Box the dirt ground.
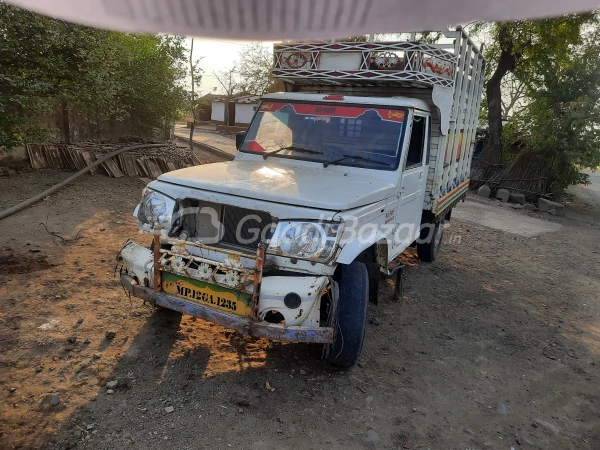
[0,165,599,450]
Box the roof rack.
[272,29,479,90]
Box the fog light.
[284,292,302,309]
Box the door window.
[405,116,427,169]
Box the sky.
[184,38,271,96]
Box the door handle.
[419,172,423,179]
[397,188,405,198]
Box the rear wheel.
[416,212,445,262]
[327,260,369,367]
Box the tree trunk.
[189,38,196,150]
[61,101,71,144]
[486,24,519,161]
[189,118,195,148]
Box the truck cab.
[118,29,484,366]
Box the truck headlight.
[268,221,342,263]
[137,189,176,230]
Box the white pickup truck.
[118,28,485,366]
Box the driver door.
[393,113,430,251]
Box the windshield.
[240,101,408,170]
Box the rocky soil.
[0,168,599,450]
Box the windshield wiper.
[323,154,392,168]
[262,145,323,160]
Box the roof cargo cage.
[273,28,484,137]
[273,28,481,91]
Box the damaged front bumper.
[117,235,334,344]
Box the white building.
[210,94,260,127]
[234,96,260,124]
[210,100,226,124]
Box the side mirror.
[235,131,246,150]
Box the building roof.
[212,93,260,104]
[200,92,220,100]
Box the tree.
[469,13,600,194]
[0,5,104,147]
[237,43,284,96]
[500,74,526,120]
[213,65,239,125]
[187,39,204,149]
[477,14,597,155]
[373,32,441,43]
[502,21,600,191]
[0,3,188,149]
[104,33,188,139]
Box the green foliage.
[501,15,600,192]
[470,13,600,193]
[237,43,284,96]
[482,15,593,77]
[186,38,204,122]
[108,33,188,135]
[0,3,188,149]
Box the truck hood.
[157,160,396,211]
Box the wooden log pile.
[25,141,201,178]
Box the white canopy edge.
[6,0,600,40]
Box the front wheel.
[416,213,445,262]
[327,260,369,367]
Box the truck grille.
[220,205,273,250]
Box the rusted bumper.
[121,274,334,344]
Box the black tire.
[327,260,369,367]
[416,213,445,262]
[365,262,380,305]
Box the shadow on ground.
[46,238,600,450]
